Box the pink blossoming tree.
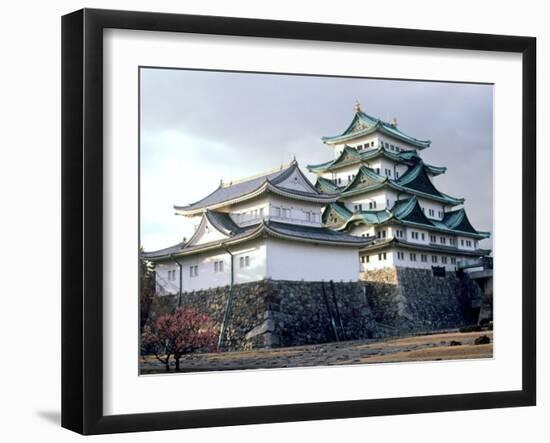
[142,308,218,372]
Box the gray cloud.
[141,68,493,250]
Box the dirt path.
[140,330,493,374]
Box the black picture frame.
[62,8,536,435]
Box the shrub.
[449,340,462,346]
[474,335,491,345]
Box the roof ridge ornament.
[354,99,361,113]
[391,116,398,127]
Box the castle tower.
[307,102,491,274]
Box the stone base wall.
[148,270,484,350]
[148,279,375,351]
[361,267,482,333]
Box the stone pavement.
[140,330,492,374]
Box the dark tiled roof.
[176,162,296,212]
[205,210,243,235]
[265,220,371,245]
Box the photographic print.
[139,68,494,375]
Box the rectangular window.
[274,207,281,217]
[421,254,428,262]
[440,236,446,244]
[451,257,457,265]
[376,168,380,174]
[382,230,386,238]
[442,256,448,264]
[366,255,370,263]
[305,211,311,221]
[395,171,399,178]
[361,256,365,263]
[431,255,438,263]
[461,239,464,246]
[421,233,425,240]
[430,234,436,243]
[189,265,198,277]
[410,253,417,261]
[239,257,244,268]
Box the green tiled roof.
[321,111,431,149]
[330,196,490,239]
[306,145,445,175]
[335,165,463,206]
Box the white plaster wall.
[418,197,446,220]
[359,249,396,271]
[342,190,394,211]
[227,195,323,227]
[265,238,360,282]
[154,239,267,294]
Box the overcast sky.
[140,68,493,251]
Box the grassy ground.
[140,330,493,374]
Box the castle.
[142,102,491,349]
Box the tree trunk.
[175,356,180,372]
[165,360,170,372]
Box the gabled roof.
[306,145,445,175]
[141,217,373,261]
[315,176,341,193]
[335,164,463,206]
[333,196,490,239]
[321,111,431,149]
[174,161,338,215]
[394,163,462,204]
[322,202,353,226]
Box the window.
[282,208,290,218]
[395,229,404,238]
[431,255,438,263]
[239,256,251,268]
[429,209,435,217]
[395,171,399,179]
[451,257,457,265]
[382,230,386,238]
[189,265,198,277]
[461,239,464,246]
[354,204,363,211]
[361,256,365,263]
[338,178,342,184]
[390,144,395,150]
[430,234,436,243]
[305,211,311,221]
[442,256,448,264]
[421,254,428,262]
[411,231,419,240]
[449,238,455,245]
[377,231,381,238]
[466,240,472,247]
[366,255,370,263]
[214,260,224,273]
[274,207,281,217]
[397,251,404,260]
[371,141,375,147]
[369,201,377,209]
[410,253,417,261]
[385,142,389,148]
[421,233,425,241]
[387,199,390,207]
[440,236,446,245]
[376,168,380,174]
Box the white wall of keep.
[154,239,267,295]
[359,249,395,271]
[265,238,361,282]
[418,197,446,220]
[226,195,323,227]
[342,189,396,211]
[359,248,465,272]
